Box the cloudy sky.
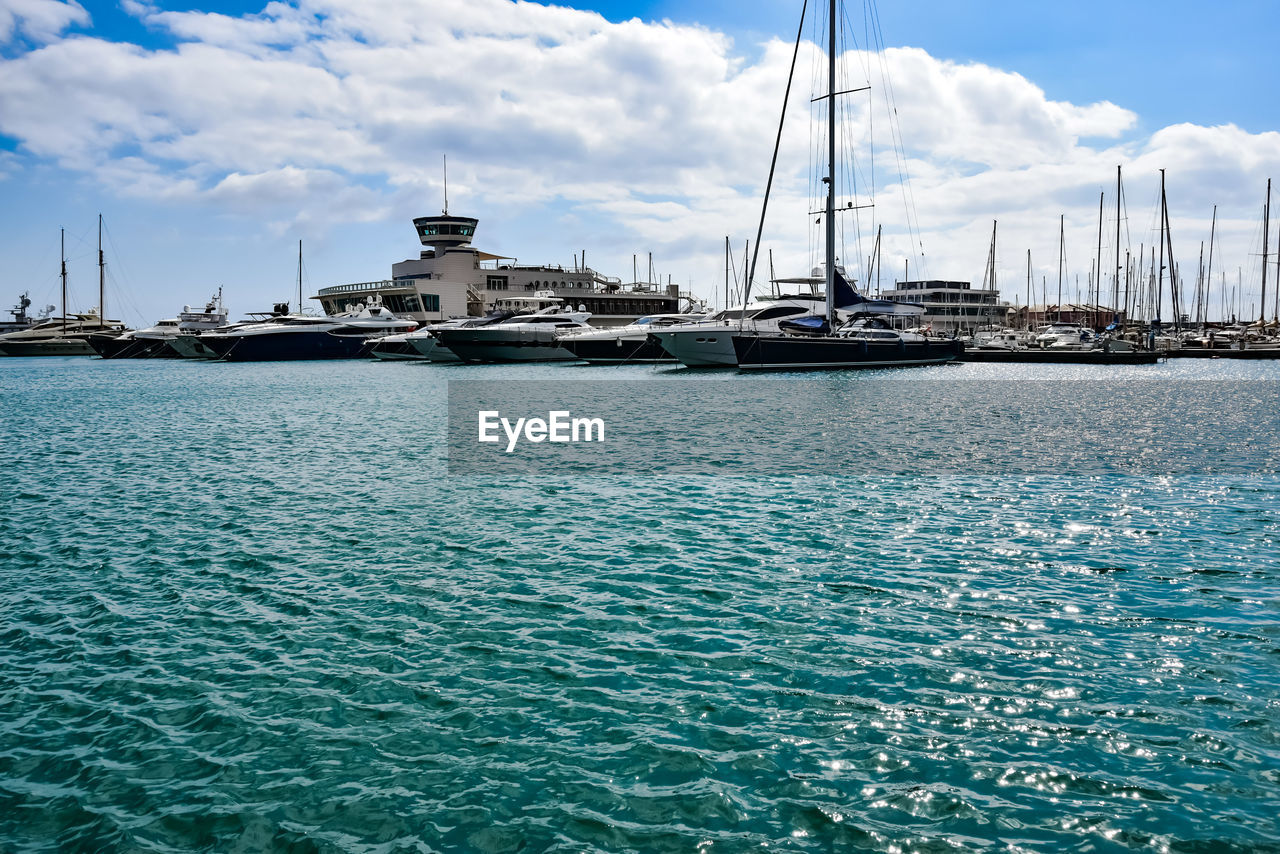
[1,0,1278,325]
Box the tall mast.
[1114,166,1122,319]
[60,228,67,333]
[1162,172,1180,330]
[98,213,105,327]
[1262,178,1271,326]
[1157,170,1166,324]
[1025,249,1031,330]
[297,239,303,314]
[1206,205,1216,329]
[442,154,449,215]
[1095,191,1103,328]
[824,0,837,328]
[1056,214,1064,322]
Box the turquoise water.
[2,357,1279,852]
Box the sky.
[1,0,1279,326]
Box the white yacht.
[972,327,1035,351]
[556,310,711,363]
[432,296,592,363]
[1034,322,1096,350]
[646,295,827,367]
[89,291,228,359]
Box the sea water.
[1,356,1278,852]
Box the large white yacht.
[314,211,683,328]
[89,291,229,359]
[432,296,592,363]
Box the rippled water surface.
[2,357,1279,852]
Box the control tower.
[411,215,478,254]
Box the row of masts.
[982,167,1280,329]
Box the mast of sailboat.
[1157,170,1167,327]
[1115,165,1122,325]
[1095,192,1103,329]
[1161,171,1181,331]
[98,214,105,329]
[739,0,808,325]
[1205,205,1216,330]
[1025,249,1031,330]
[824,0,837,328]
[724,237,729,310]
[297,239,303,315]
[60,228,67,334]
[1056,214,1064,323]
[874,224,882,297]
[1262,178,1270,326]
[442,154,449,215]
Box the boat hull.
[202,331,377,362]
[435,328,577,363]
[88,334,180,359]
[560,334,673,363]
[648,327,739,367]
[170,335,220,359]
[0,337,96,357]
[734,335,963,370]
[370,339,424,360]
[406,335,461,362]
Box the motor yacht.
[198,299,415,361]
[401,307,520,362]
[89,292,229,359]
[432,296,591,363]
[557,310,710,363]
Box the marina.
[3,0,1280,850]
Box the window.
[751,306,808,320]
[486,276,509,291]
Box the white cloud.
[0,0,87,45]
[0,0,1277,313]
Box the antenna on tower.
[442,155,449,215]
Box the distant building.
[878,280,1012,334]
[1017,304,1126,329]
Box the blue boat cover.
[779,315,831,334]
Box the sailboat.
[0,219,125,356]
[730,0,961,371]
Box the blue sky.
[1,0,1278,324]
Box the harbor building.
[315,213,681,326]
[1018,304,1127,330]
[878,280,1012,334]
